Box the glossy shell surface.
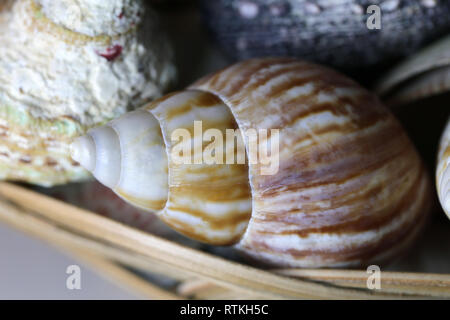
[192,58,432,267]
[72,58,432,267]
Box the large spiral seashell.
[71,58,432,268]
[437,119,450,219]
[0,0,176,186]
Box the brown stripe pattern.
[146,91,252,245]
[437,119,450,219]
[191,58,432,267]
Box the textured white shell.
[437,119,450,218]
[36,0,142,37]
[0,0,175,186]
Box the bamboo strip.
[0,182,440,299]
[177,269,450,299]
[0,191,283,301]
[0,197,185,299]
[178,279,268,300]
[275,269,450,298]
[5,199,445,299]
[176,279,269,299]
[0,196,281,299]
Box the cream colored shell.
[73,91,252,245]
[72,58,432,268]
[437,119,450,218]
[0,0,175,186]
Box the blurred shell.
[437,120,450,219]
[376,34,450,107]
[375,34,450,220]
[0,0,176,186]
[72,58,432,268]
[201,0,450,70]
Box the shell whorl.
[146,91,252,244]
[437,119,450,218]
[71,109,169,212]
[191,58,432,267]
[71,90,252,245]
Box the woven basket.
[0,182,448,299]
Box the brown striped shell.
[148,91,252,245]
[71,58,432,268]
[374,34,450,221]
[376,34,450,107]
[72,90,252,245]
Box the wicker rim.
[0,182,448,299]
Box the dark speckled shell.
[201,0,450,70]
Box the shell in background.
[437,119,450,219]
[0,0,176,186]
[201,0,450,70]
[376,34,450,107]
[374,33,450,220]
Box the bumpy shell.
[0,0,175,186]
[72,58,432,268]
[437,119,450,219]
[201,0,450,70]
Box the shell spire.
[70,109,169,212]
[71,90,252,245]
[70,135,96,172]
